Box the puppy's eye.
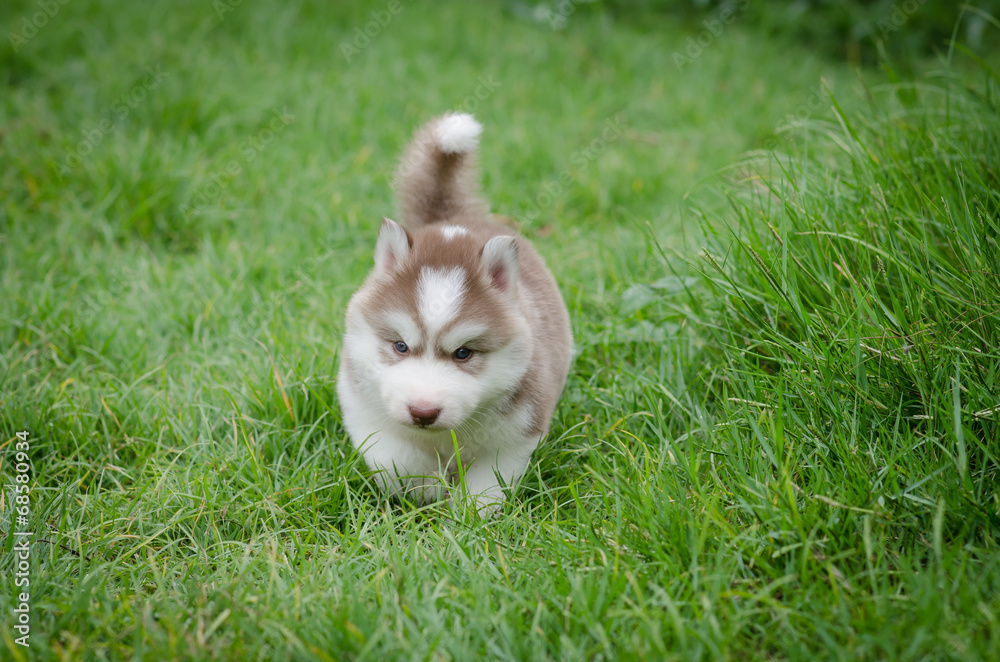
[393,341,409,354]
[453,347,473,361]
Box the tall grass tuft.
[686,56,1000,582]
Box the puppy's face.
[341,219,529,432]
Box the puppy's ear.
[374,218,411,274]
[480,236,520,296]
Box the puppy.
[337,112,573,509]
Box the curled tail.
[394,112,489,228]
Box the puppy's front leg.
[362,437,449,505]
[458,442,536,512]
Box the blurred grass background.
[1,0,999,659]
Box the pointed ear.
[374,217,411,274]
[480,235,520,296]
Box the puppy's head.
[341,219,530,432]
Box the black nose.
[408,405,441,427]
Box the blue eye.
[393,341,409,354]
[454,347,472,361]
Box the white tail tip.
[433,113,482,154]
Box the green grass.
[2,0,999,659]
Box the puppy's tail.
[394,112,489,228]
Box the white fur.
[433,113,482,154]
[417,266,466,335]
[439,224,469,240]
[337,112,572,513]
[438,322,489,353]
[339,375,537,506]
[339,298,534,508]
[382,310,422,346]
[374,218,409,274]
[481,236,520,295]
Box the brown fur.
[357,216,572,438]
[338,112,573,506]
[395,115,491,228]
[390,115,571,438]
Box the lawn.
[2,0,999,659]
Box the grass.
[1,0,999,659]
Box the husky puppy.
[337,112,573,509]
